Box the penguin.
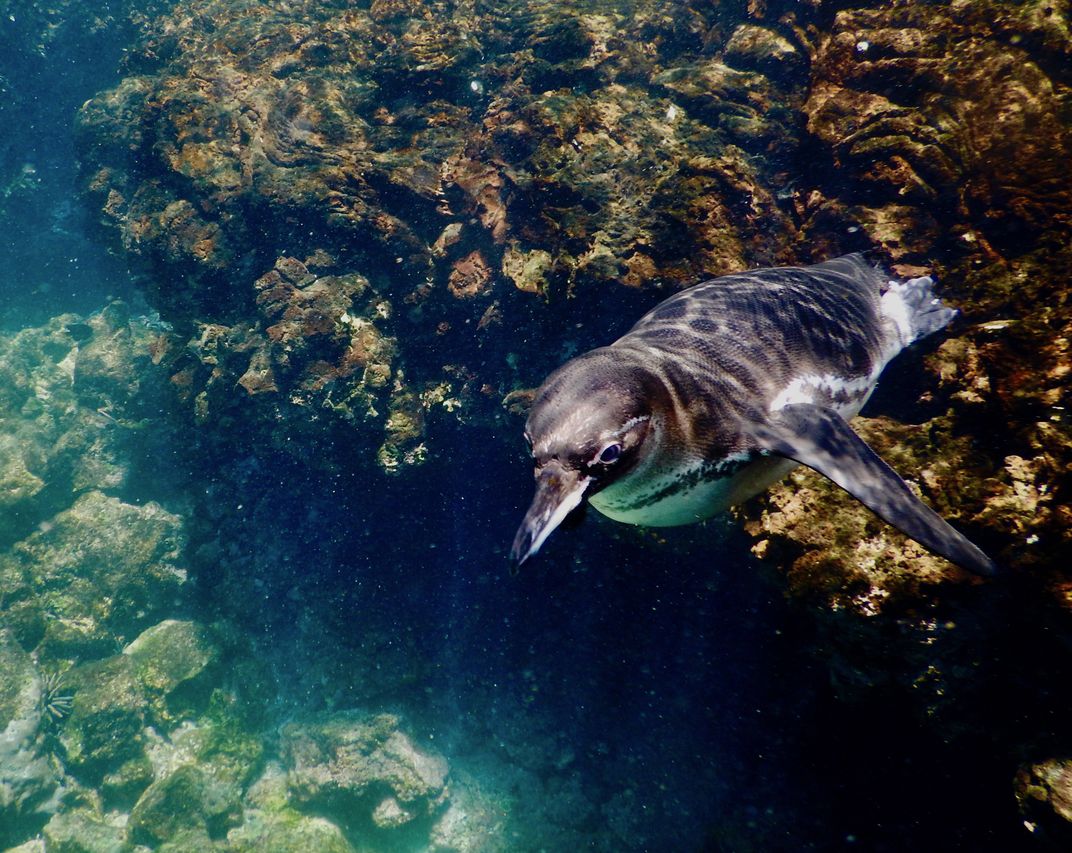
[511,254,997,576]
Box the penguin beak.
[511,461,590,566]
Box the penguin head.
[511,350,660,565]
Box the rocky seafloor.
[1,0,1071,850]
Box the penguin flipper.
[750,403,997,577]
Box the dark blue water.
[0,5,140,328]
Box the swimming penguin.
[511,254,997,576]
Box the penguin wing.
[748,403,997,576]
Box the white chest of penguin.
[590,452,799,526]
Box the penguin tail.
[881,274,957,347]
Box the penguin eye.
[598,443,622,464]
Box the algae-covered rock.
[41,808,130,853]
[0,629,39,733]
[0,303,172,547]
[0,313,117,543]
[128,764,241,846]
[281,711,449,831]
[161,717,266,792]
[225,810,355,853]
[0,431,45,511]
[124,620,220,725]
[227,764,355,851]
[3,838,46,853]
[59,655,148,784]
[8,490,186,659]
[100,755,155,810]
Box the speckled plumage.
[513,254,996,576]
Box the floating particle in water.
[470,79,485,95]
[856,40,870,53]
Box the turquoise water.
[0,2,1059,851]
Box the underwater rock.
[41,808,130,853]
[426,769,510,853]
[501,245,553,296]
[724,24,805,79]
[800,0,1072,259]
[0,432,45,514]
[71,302,152,412]
[0,628,63,847]
[1016,758,1072,847]
[0,314,116,543]
[6,490,187,660]
[73,0,809,471]
[226,811,355,853]
[124,620,221,726]
[281,711,449,832]
[447,251,494,300]
[59,655,149,785]
[0,302,179,552]
[3,839,45,853]
[100,756,155,811]
[127,763,241,846]
[229,764,354,853]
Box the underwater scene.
[1,0,1070,850]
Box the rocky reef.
[0,305,657,853]
[0,0,1067,849]
[74,0,817,475]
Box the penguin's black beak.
[511,461,590,566]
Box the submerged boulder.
[41,808,130,853]
[127,763,241,846]
[1016,758,1072,848]
[8,490,187,660]
[124,620,221,725]
[59,655,149,785]
[280,711,449,833]
[229,764,355,853]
